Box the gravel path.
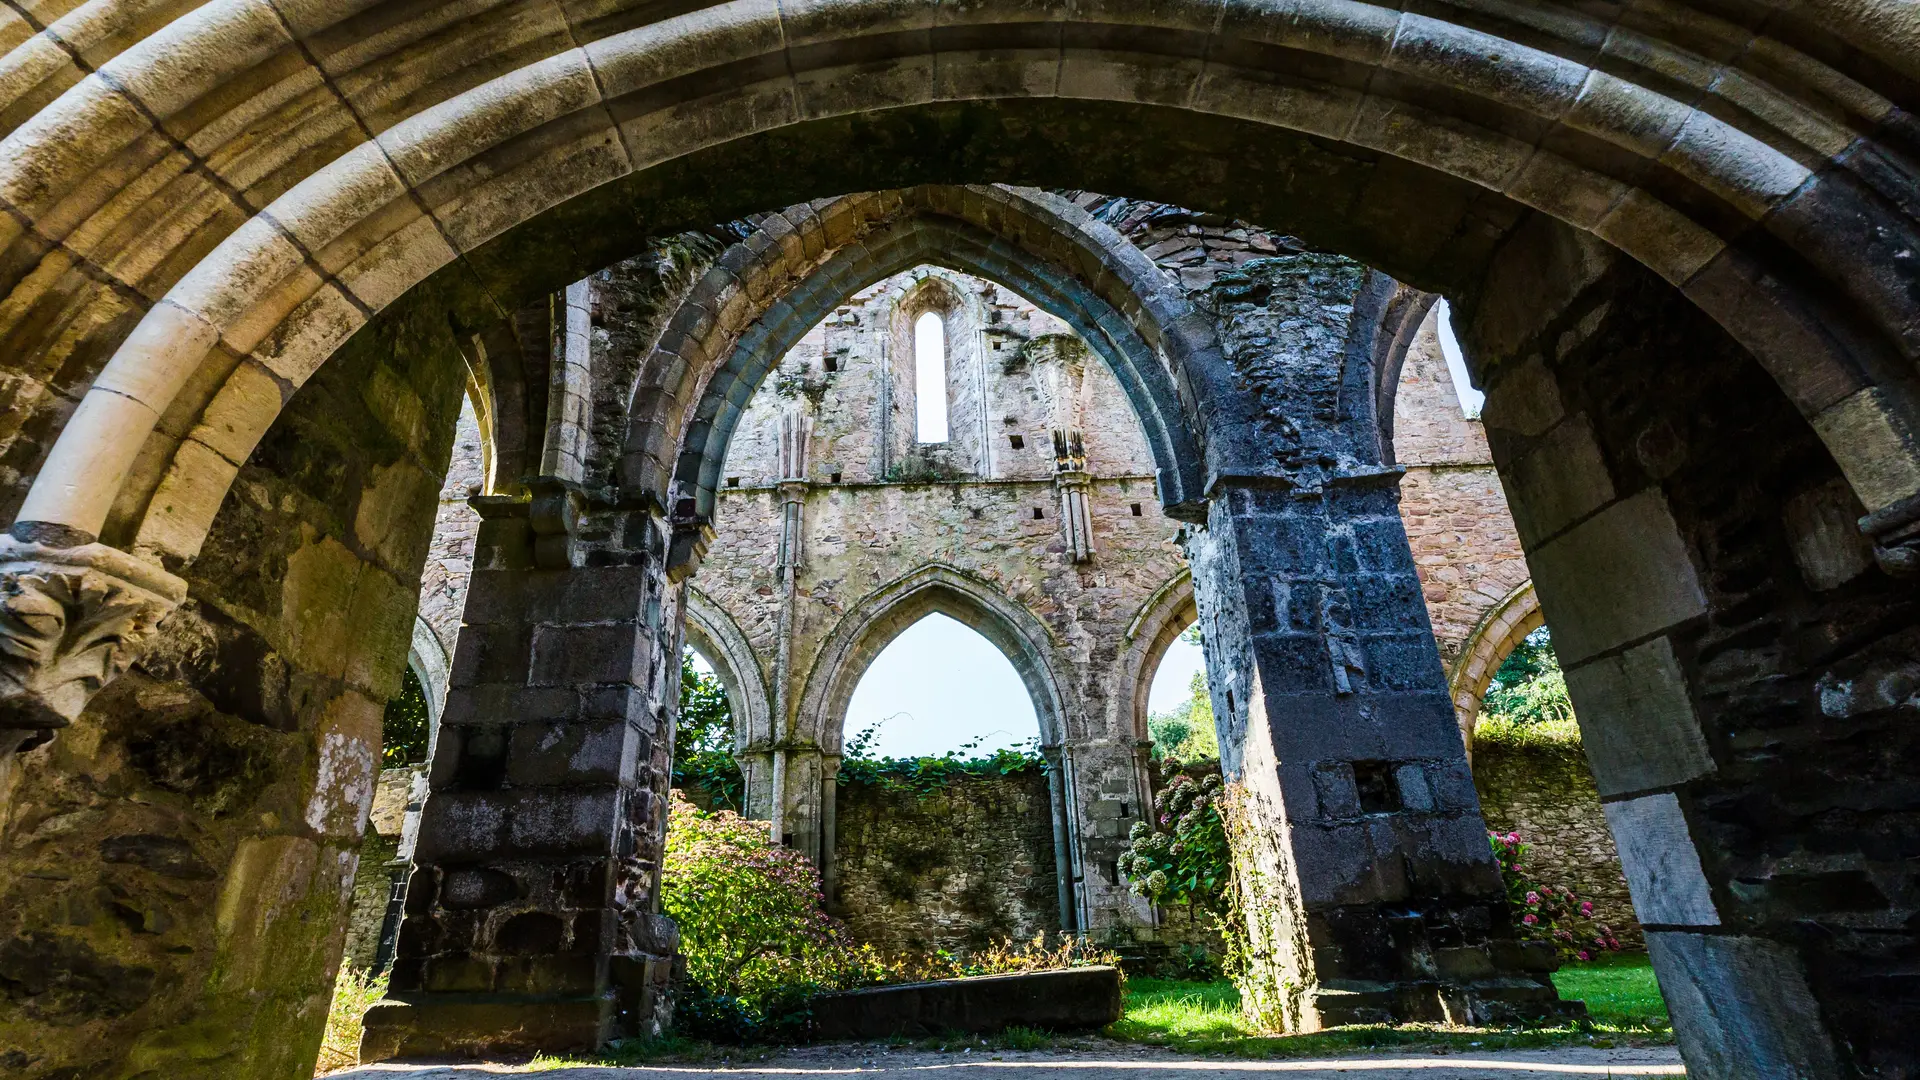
[332,1043,1684,1079]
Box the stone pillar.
[1188,471,1563,1029]
[361,494,678,1060]
[1176,252,1563,1031]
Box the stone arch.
[641,187,1212,525]
[408,613,452,746]
[795,563,1071,755]
[5,3,1916,566]
[1118,568,1199,746]
[1447,581,1545,746]
[680,585,772,753]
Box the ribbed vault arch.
[636,186,1211,523]
[0,0,1916,569]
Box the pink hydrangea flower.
[1579,901,1594,916]
[1576,950,1591,961]
[1521,913,1538,926]
[1525,891,1541,905]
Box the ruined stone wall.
[831,771,1060,954]
[1471,742,1642,951]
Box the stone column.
[1178,252,1563,1031]
[361,495,678,1059]
[1188,472,1562,1029]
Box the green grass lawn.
[1107,954,1670,1057]
[543,956,1673,1067]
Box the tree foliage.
[1148,670,1219,765]
[675,651,744,810]
[381,666,430,767]
[1482,626,1575,728]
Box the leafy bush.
[1490,830,1622,961]
[675,651,744,810]
[662,791,879,1028]
[1118,772,1232,918]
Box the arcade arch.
[0,6,1911,1064]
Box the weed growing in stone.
[315,963,387,1074]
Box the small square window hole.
[1131,503,1143,516]
[726,477,740,488]
[1353,761,1402,814]
[1033,507,1045,520]
[1009,434,1025,449]
[829,472,842,484]
[824,356,838,373]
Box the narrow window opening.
[829,471,842,484]
[1130,503,1143,516]
[1226,689,1235,714]
[914,309,949,443]
[1008,434,1025,450]
[824,355,838,373]
[726,476,740,488]
[1033,507,1045,520]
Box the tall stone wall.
[831,772,1061,954]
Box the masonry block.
[1565,636,1714,796]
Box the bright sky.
[838,613,1206,758]
[1433,299,1485,418]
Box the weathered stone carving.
[0,538,187,751]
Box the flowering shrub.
[1118,772,1232,917]
[1489,830,1621,961]
[662,792,882,1037]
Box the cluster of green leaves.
[1148,625,1219,765]
[1118,772,1233,917]
[661,792,885,1041]
[675,652,744,810]
[1490,830,1622,961]
[1148,671,1220,764]
[1482,627,1576,727]
[380,666,430,767]
[835,718,1046,796]
[1477,627,1582,749]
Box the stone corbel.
[1859,495,1920,577]
[526,475,584,570]
[0,538,187,754]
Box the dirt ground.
[333,1040,1685,1078]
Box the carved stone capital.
[0,538,187,736]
